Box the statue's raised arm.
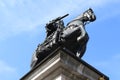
[31,8,96,68]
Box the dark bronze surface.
[31,8,96,68]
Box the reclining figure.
[31,8,96,68]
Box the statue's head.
[56,20,64,27]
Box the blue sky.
[0,0,120,80]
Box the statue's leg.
[52,31,59,44]
[76,44,86,58]
[76,34,89,58]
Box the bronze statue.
[31,8,96,68]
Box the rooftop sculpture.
[31,8,96,68]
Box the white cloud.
[0,60,16,73]
[0,0,120,41]
[0,60,18,80]
[93,53,120,66]
[91,53,120,78]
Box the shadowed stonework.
[21,47,109,80]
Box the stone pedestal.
[21,48,109,80]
